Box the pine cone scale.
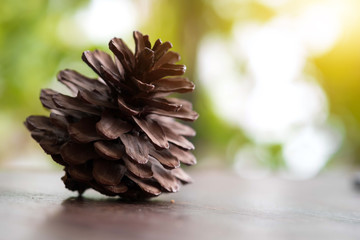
[78,90,116,109]
[152,77,195,93]
[108,38,134,73]
[123,155,153,179]
[150,157,180,192]
[52,93,101,116]
[82,50,118,76]
[153,51,180,68]
[132,76,155,92]
[103,184,128,194]
[153,41,173,62]
[68,118,102,143]
[93,141,124,160]
[153,116,196,137]
[120,134,150,164]
[140,98,182,112]
[162,125,195,150]
[149,147,180,169]
[96,112,132,139]
[58,69,106,93]
[126,173,161,196]
[145,106,198,121]
[60,142,97,165]
[92,159,126,186]
[134,31,146,58]
[132,116,169,149]
[169,144,197,165]
[136,48,155,75]
[67,165,92,182]
[117,96,140,116]
[171,168,193,183]
[26,116,54,131]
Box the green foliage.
[0,0,89,119]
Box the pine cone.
[25,31,198,200]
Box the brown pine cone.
[25,31,198,200]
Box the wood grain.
[0,169,359,240]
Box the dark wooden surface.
[0,169,359,240]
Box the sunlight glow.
[258,0,290,8]
[242,80,328,143]
[282,125,342,178]
[234,144,271,179]
[239,20,305,84]
[295,2,343,56]
[197,35,249,127]
[198,0,347,177]
[75,0,137,43]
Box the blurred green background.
[1,0,360,179]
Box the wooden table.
[0,169,359,240]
